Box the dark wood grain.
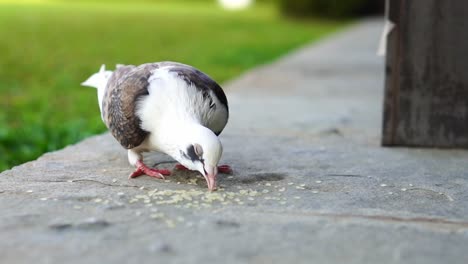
[382,0,468,148]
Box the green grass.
[0,1,344,171]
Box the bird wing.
[164,63,229,136]
[102,64,151,149]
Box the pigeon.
[81,62,231,191]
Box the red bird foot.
[129,160,171,179]
[217,164,233,174]
[174,164,190,171]
[175,164,233,174]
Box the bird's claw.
[217,164,232,174]
[129,168,165,179]
[174,164,232,174]
[129,161,171,179]
[175,164,189,171]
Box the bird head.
[81,64,113,89]
[177,126,223,191]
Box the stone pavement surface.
[1,19,468,264]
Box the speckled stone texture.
[1,19,467,264]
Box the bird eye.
[194,143,203,157]
[185,144,203,162]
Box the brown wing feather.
[103,65,152,149]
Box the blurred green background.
[0,0,368,171]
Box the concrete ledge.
[1,19,468,264]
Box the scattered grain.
[150,212,164,219]
[165,219,176,228]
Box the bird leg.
[175,164,233,174]
[217,164,233,174]
[174,164,190,171]
[129,160,171,179]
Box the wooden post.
[382,0,468,148]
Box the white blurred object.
[218,0,253,10]
[377,0,395,56]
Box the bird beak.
[203,165,217,191]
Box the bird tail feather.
[81,64,107,89]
